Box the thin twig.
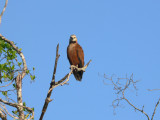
[60,68,73,86]
[0,103,18,119]
[60,60,92,86]
[0,89,16,92]
[0,78,15,88]
[151,98,160,120]
[104,74,151,120]
[55,73,69,85]
[148,89,160,91]
[0,0,8,24]
[122,90,150,120]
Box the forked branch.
[0,98,34,120]
[0,34,34,120]
[39,44,91,120]
[104,74,160,120]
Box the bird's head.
[69,34,77,44]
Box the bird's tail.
[73,70,83,81]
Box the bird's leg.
[70,65,78,70]
[70,65,86,72]
[81,67,86,72]
[70,65,76,70]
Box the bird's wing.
[67,46,72,64]
[76,44,84,68]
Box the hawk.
[67,35,84,81]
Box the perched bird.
[67,35,84,81]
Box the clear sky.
[1,0,160,120]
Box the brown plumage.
[67,35,84,81]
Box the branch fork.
[104,74,160,120]
[39,44,91,120]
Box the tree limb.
[122,90,150,120]
[0,98,34,120]
[39,44,60,120]
[0,34,27,79]
[0,103,18,120]
[16,73,24,119]
[151,98,160,120]
[0,0,8,24]
[0,78,15,88]
[0,108,7,120]
[60,60,92,86]
[0,34,34,120]
[148,89,160,91]
[104,74,153,120]
[39,44,91,120]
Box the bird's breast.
[67,43,79,66]
[68,44,76,54]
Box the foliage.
[0,40,17,82]
[0,38,35,119]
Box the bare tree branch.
[0,89,16,93]
[122,90,150,120]
[104,74,159,120]
[0,0,8,24]
[39,44,60,120]
[0,103,18,120]
[60,60,92,86]
[151,98,160,120]
[148,89,160,91]
[39,44,91,120]
[0,78,15,88]
[55,73,69,85]
[0,108,7,120]
[0,98,34,120]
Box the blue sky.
[1,0,160,120]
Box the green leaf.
[2,91,7,96]
[12,110,18,114]
[11,65,15,70]
[13,84,16,88]
[26,70,29,74]
[18,62,22,66]
[25,114,29,119]
[23,102,26,106]
[19,48,22,51]
[3,72,7,78]
[30,75,35,80]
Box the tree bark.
[16,73,24,120]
